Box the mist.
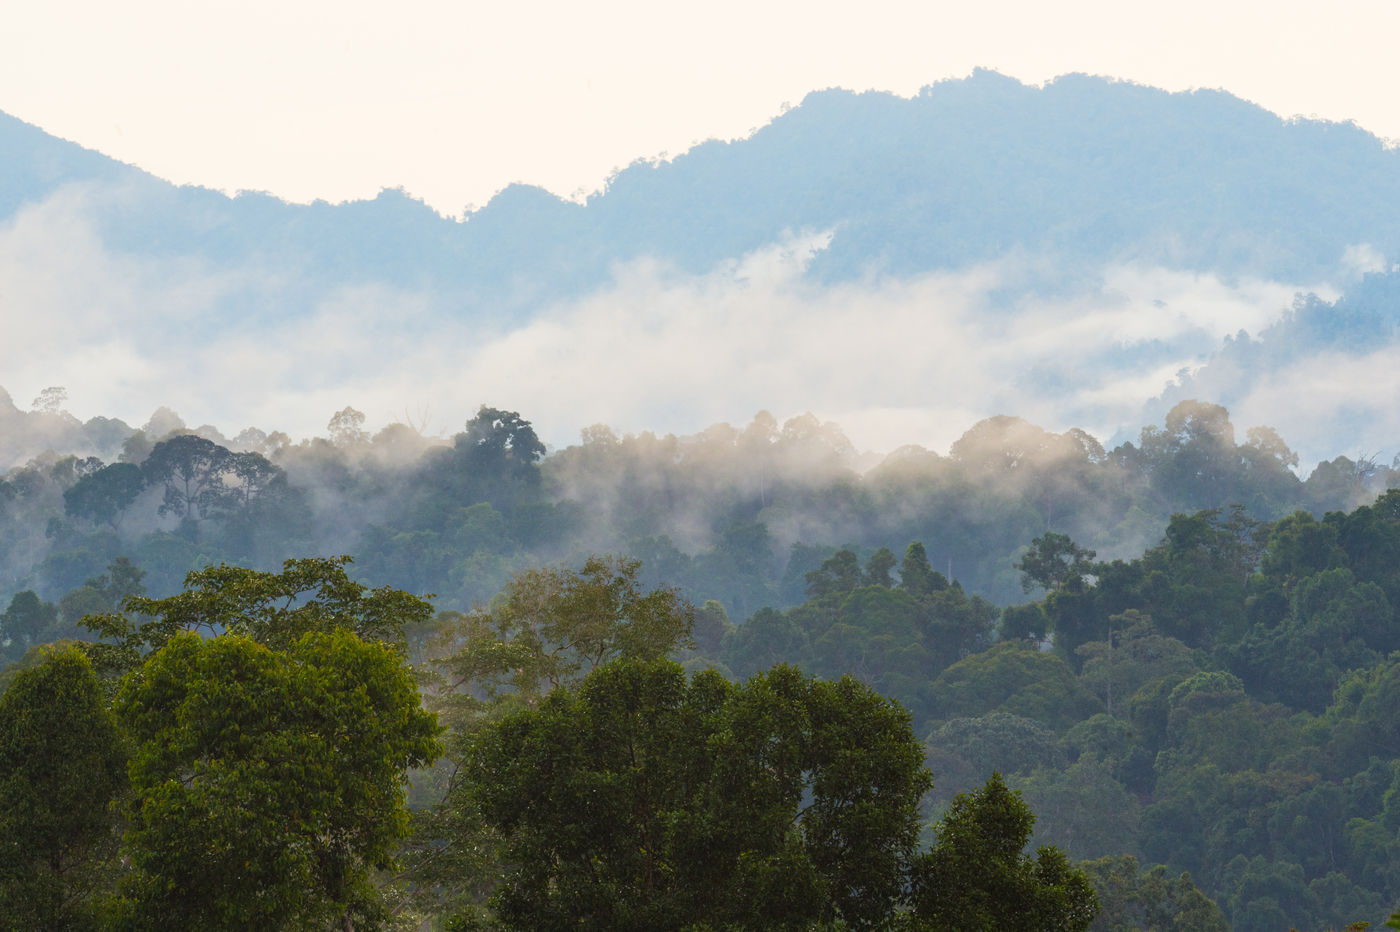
[3,187,1331,465]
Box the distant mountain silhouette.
[6,69,1400,324]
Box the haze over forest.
[5,69,1400,467]
[11,66,1400,932]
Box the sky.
[4,0,1400,216]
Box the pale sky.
[4,0,1400,216]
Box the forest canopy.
[5,398,1400,928]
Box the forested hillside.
[6,394,1400,928]
[0,393,1391,658]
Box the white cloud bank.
[1,190,1371,468]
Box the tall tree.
[908,772,1099,931]
[113,630,442,931]
[0,647,125,930]
[62,462,145,530]
[436,554,693,705]
[465,659,931,931]
[1,590,59,657]
[139,433,232,529]
[83,555,433,670]
[1017,532,1097,594]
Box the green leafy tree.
[805,548,864,599]
[908,772,1099,931]
[1078,854,1227,931]
[435,554,693,706]
[421,406,547,510]
[1017,532,1097,594]
[83,554,432,669]
[899,541,946,597]
[139,433,232,526]
[112,630,442,931]
[1002,601,1049,641]
[1,590,59,658]
[1076,611,1200,717]
[0,647,125,930]
[466,659,931,931]
[927,712,1065,802]
[866,546,898,587]
[1014,753,1141,861]
[62,462,145,531]
[929,640,1101,731]
[406,557,695,921]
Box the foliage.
[907,772,1099,931]
[1017,531,1097,594]
[1078,854,1227,931]
[8,398,1400,928]
[0,647,125,930]
[435,555,693,706]
[928,641,1100,731]
[111,630,441,930]
[82,555,432,670]
[403,557,696,922]
[464,658,931,931]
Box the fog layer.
[4,191,1336,461]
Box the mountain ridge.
[7,70,1400,319]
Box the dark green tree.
[112,630,442,931]
[908,772,1099,931]
[1078,854,1227,931]
[84,554,431,668]
[62,462,144,531]
[465,659,931,931]
[436,554,693,705]
[899,541,945,597]
[805,548,863,598]
[1,590,59,657]
[866,546,898,587]
[0,647,125,930]
[139,433,232,533]
[1017,532,1097,594]
[405,557,695,921]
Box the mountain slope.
[6,70,1400,319]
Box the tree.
[465,659,931,931]
[328,406,370,448]
[805,548,863,598]
[405,557,695,921]
[139,433,232,528]
[1,590,59,656]
[1078,854,1227,931]
[1138,401,1241,511]
[63,462,145,530]
[1017,532,1097,594]
[31,385,68,414]
[436,554,693,706]
[866,546,897,587]
[929,641,1101,731]
[83,555,433,670]
[0,647,125,930]
[220,451,285,508]
[908,772,1099,931]
[112,630,442,931]
[899,541,945,597]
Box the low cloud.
[0,192,1341,463]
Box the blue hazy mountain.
[6,69,1400,322]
